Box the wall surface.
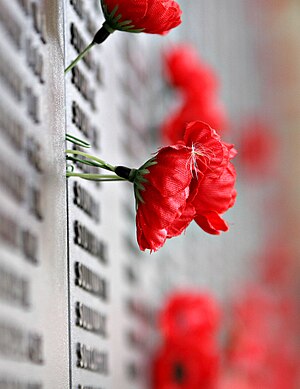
[0,0,296,388]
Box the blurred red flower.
[238,117,278,177]
[161,96,228,145]
[153,340,220,389]
[103,0,182,34]
[163,44,219,91]
[159,291,221,342]
[225,286,300,389]
[161,44,228,143]
[135,121,237,251]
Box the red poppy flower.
[134,121,237,251]
[153,339,220,389]
[159,291,221,342]
[102,0,182,34]
[163,44,219,91]
[238,117,278,177]
[161,96,228,144]
[161,45,228,144]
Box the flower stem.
[64,42,95,74]
[65,150,116,172]
[66,172,125,181]
[66,133,91,148]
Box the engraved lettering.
[0,105,25,151]
[77,386,102,389]
[71,67,96,110]
[73,182,100,222]
[72,101,99,149]
[28,186,43,220]
[0,266,30,308]
[25,38,44,84]
[0,377,43,389]
[70,0,85,19]
[70,23,94,70]
[15,0,31,15]
[25,88,40,124]
[76,343,108,374]
[0,5,22,49]
[74,220,107,263]
[72,144,101,175]
[74,262,108,300]
[26,136,43,172]
[0,322,43,364]
[0,157,26,204]
[75,302,107,336]
[0,106,24,152]
[31,2,47,44]
[22,229,38,264]
[0,58,23,101]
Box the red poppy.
[135,121,237,251]
[159,291,221,342]
[153,339,220,389]
[161,96,228,144]
[161,44,228,144]
[102,0,182,34]
[238,117,278,177]
[163,44,219,91]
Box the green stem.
[64,42,95,74]
[65,150,116,172]
[66,172,126,181]
[66,133,91,148]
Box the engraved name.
[26,135,43,172]
[0,105,25,151]
[0,322,43,364]
[77,386,102,389]
[25,87,40,124]
[0,377,42,389]
[25,38,44,84]
[73,182,100,222]
[75,302,107,337]
[74,220,107,263]
[0,157,26,204]
[72,144,101,175]
[0,4,22,49]
[0,212,38,264]
[76,343,108,374]
[0,265,30,308]
[75,262,108,300]
[70,23,94,70]
[0,58,23,101]
[70,0,85,19]
[72,101,99,149]
[71,67,96,110]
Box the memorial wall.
[0,0,299,388]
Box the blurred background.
[0,0,299,388]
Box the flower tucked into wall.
[66,121,237,252]
[161,44,228,144]
[159,292,221,342]
[152,291,221,389]
[224,286,300,389]
[238,117,278,178]
[65,0,182,73]
[102,0,182,35]
[153,340,220,389]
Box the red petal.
[136,209,167,252]
[138,184,189,229]
[167,202,196,237]
[193,163,237,215]
[146,146,192,197]
[195,212,229,235]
